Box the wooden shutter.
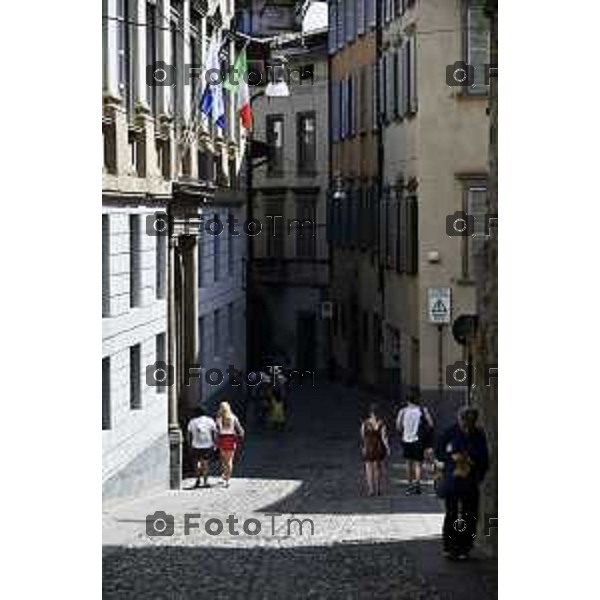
[409,34,418,113]
[357,0,365,35]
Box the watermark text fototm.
[146,60,315,88]
[146,362,316,388]
[146,212,316,239]
[146,511,315,538]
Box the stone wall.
[474,0,498,557]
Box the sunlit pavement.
[103,382,497,599]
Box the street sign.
[428,287,452,324]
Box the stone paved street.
[103,382,497,599]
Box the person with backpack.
[360,403,390,496]
[396,389,434,495]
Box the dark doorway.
[297,312,316,371]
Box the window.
[156,230,166,299]
[198,232,204,287]
[227,303,234,348]
[266,115,284,176]
[367,0,376,29]
[465,0,490,95]
[328,1,338,53]
[346,0,355,42]
[214,309,221,357]
[265,201,285,258]
[294,197,316,258]
[396,188,418,274]
[199,317,206,364]
[130,344,141,409]
[228,215,234,275]
[297,112,316,175]
[103,215,110,317]
[129,215,141,307]
[146,2,158,114]
[213,219,220,281]
[339,0,346,47]
[103,357,111,430]
[170,19,179,115]
[155,333,166,394]
[408,33,418,112]
[117,0,133,115]
[357,0,366,35]
[462,181,488,279]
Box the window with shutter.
[339,0,346,46]
[403,40,410,116]
[341,78,347,140]
[372,65,377,131]
[397,44,405,118]
[392,49,399,118]
[407,195,418,274]
[397,190,407,273]
[348,75,354,137]
[409,34,418,113]
[386,50,394,121]
[466,0,490,94]
[329,2,337,53]
[462,182,488,278]
[357,0,365,35]
[367,0,376,29]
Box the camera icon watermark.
[446,62,497,88]
[446,61,475,87]
[146,61,176,87]
[146,361,174,387]
[446,362,497,387]
[146,511,175,536]
[446,211,475,237]
[446,212,498,238]
[146,212,170,237]
[446,361,473,388]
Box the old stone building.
[327,0,382,387]
[250,26,330,373]
[328,1,490,423]
[102,0,247,499]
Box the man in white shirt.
[396,390,434,495]
[187,406,217,488]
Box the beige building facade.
[329,0,490,416]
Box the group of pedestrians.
[360,390,490,560]
[187,401,245,489]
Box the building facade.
[328,0,383,386]
[250,27,330,373]
[102,0,247,500]
[328,0,490,422]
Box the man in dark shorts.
[187,406,217,488]
[396,391,434,495]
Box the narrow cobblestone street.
[103,382,497,599]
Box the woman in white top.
[216,401,245,487]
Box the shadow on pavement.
[103,537,497,600]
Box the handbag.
[417,407,434,448]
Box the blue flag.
[200,38,225,130]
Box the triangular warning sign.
[431,299,447,314]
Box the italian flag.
[225,48,252,130]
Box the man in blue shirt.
[436,406,490,559]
